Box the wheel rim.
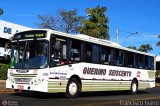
[132,83,137,92]
[69,82,77,95]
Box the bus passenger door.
[49,35,68,89]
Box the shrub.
[0,63,9,80]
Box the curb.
[0,80,15,93]
[156,83,160,87]
[0,80,6,84]
[0,90,15,94]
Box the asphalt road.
[0,87,160,106]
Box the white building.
[0,20,32,62]
[0,20,32,39]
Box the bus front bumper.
[6,79,48,92]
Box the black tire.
[130,80,138,95]
[66,78,80,98]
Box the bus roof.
[14,29,156,57]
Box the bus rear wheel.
[130,80,138,95]
[66,78,80,98]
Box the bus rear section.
[156,56,160,82]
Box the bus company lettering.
[109,70,132,77]
[83,67,106,75]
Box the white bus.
[6,29,156,98]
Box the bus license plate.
[18,85,24,90]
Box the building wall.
[0,20,32,39]
[0,20,32,63]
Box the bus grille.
[14,78,32,84]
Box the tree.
[128,46,137,50]
[58,9,84,33]
[128,44,153,53]
[79,5,109,39]
[37,9,84,34]
[0,8,4,15]
[37,15,56,30]
[138,44,153,53]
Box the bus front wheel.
[130,80,138,95]
[66,78,80,98]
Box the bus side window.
[114,49,124,66]
[144,56,148,69]
[69,39,81,63]
[144,56,154,70]
[151,57,154,70]
[133,54,138,68]
[125,52,134,68]
[138,54,144,69]
[84,43,92,63]
[50,36,67,67]
[101,46,112,65]
[92,44,99,64]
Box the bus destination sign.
[13,30,46,40]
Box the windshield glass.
[10,40,48,69]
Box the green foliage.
[37,9,84,34]
[128,46,137,50]
[128,44,153,53]
[138,44,153,53]
[79,5,109,39]
[58,9,84,33]
[0,63,9,80]
[156,71,160,76]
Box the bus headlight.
[33,78,41,85]
[9,77,14,83]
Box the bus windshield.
[10,40,48,69]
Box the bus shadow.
[10,91,66,99]
[80,90,148,97]
[10,90,149,99]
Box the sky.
[0,0,160,55]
